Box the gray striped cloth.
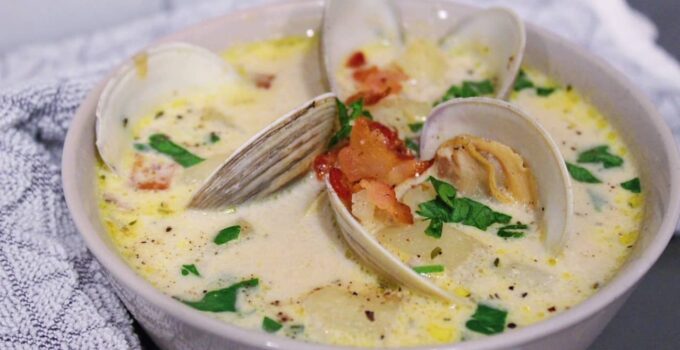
[0,0,678,348]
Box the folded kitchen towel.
[0,0,678,348]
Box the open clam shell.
[188,93,338,210]
[325,178,467,305]
[96,42,238,174]
[440,8,526,99]
[420,97,574,251]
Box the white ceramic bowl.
[62,1,680,349]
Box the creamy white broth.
[96,36,643,346]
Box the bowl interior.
[62,0,680,349]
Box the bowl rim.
[62,0,680,349]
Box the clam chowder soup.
[97,35,644,346]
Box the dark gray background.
[590,1,680,349]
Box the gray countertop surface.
[590,2,679,349]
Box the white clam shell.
[440,8,526,99]
[189,93,338,209]
[420,97,574,251]
[96,42,238,174]
[322,0,404,101]
[325,178,467,305]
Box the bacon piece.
[329,167,352,208]
[313,148,340,180]
[346,51,366,68]
[252,73,275,89]
[130,154,175,190]
[356,179,413,225]
[349,65,407,106]
[337,118,431,186]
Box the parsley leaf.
[133,143,149,152]
[209,132,220,144]
[416,200,450,221]
[178,278,259,312]
[434,80,494,106]
[262,317,283,333]
[149,134,204,167]
[497,223,528,239]
[412,264,445,274]
[405,138,419,155]
[328,98,372,148]
[408,122,424,132]
[214,225,241,245]
[428,176,457,207]
[465,304,508,335]
[577,145,623,168]
[180,264,200,277]
[535,87,556,96]
[566,162,601,183]
[425,219,443,238]
[621,177,641,193]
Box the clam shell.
[420,97,574,251]
[189,93,338,209]
[96,42,238,174]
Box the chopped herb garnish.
[178,278,259,312]
[430,246,443,259]
[429,176,456,208]
[620,177,641,193]
[405,138,419,155]
[133,143,149,152]
[465,304,508,335]
[412,264,445,274]
[262,316,283,333]
[408,122,424,133]
[149,133,204,167]
[535,87,556,96]
[214,225,241,245]
[513,70,534,91]
[566,162,601,183]
[180,264,200,277]
[434,80,494,106]
[417,177,513,236]
[328,98,372,148]
[577,145,623,168]
[289,324,305,333]
[209,132,220,144]
[497,223,528,239]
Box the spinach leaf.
[465,304,508,335]
[621,177,641,193]
[214,225,241,245]
[149,134,204,167]
[429,176,457,208]
[180,264,200,277]
[566,162,601,183]
[577,145,623,168]
[262,317,283,333]
[425,219,443,239]
[179,278,259,312]
[434,80,494,106]
[412,264,445,274]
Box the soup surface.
[97,35,644,346]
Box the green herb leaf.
[180,264,201,277]
[435,80,494,106]
[497,223,528,239]
[428,176,457,208]
[209,132,220,144]
[465,304,508,335]
[430,246,442,259]
[133,143,149,152]
[620,177,641,193]
[289,324,305,334]
[328,98,372,148]
[460,198,500,231]
[262,316,283,333]
[577,145,623,168]
[416,199,450,221]
[412,264,445,274]
[513,70,534,91]
[566,162,601,183]
[425,219,443,239]
[535,87,556,97]
[149,134,204,167]
[214,225,241,245]
[179,278,259,312]
[408,122,424,133]
[405,138,419,155]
